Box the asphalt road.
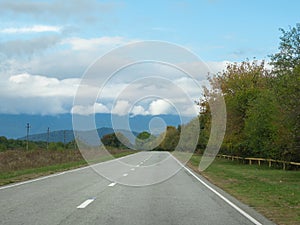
[0,151,275,225]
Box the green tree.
[206,61,270,156]
[244,90,281,159]
[270,23,300,73]
[197,98,211,151]
[158,126,179,151]
[101,132,131,149]
[270,24,300,161]
[196,24,300,162]
[101,133,122,148]
[0,136,8,151]
[135,131,150,150]
[135,131,158,150]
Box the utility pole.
[26,123,31,151]
[47,127,50,150]
[63,130,66,149]
[73,133,77,150]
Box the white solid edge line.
[77,199,95,209]
[170,153,263,225]
[0,152,141,190]
[108,182,116,187]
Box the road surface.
[0,151,275,225]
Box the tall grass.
[0,149,83,172]
[0,148,135,185]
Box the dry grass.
[0,148,135,185]
[0,149,84,172]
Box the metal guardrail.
[217,154,300,170]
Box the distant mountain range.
[18,127,139,143]
[0,113,193,139]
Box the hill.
[18,127,139,143]
[0,113,192,139]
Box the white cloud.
[94,102,109,113]
[0,58,232,116]
[0,0,119,23]
[71,103,109,115]
[1,35,229,79]
[111,100,131,116]
[7,73,79,97]
[0,35,133,73]
[131,105,148,116]
[0,73,79,114]
[0,35,61,57]
[1,25,62,34]
[148,99,171,115]
[63,36,127,51]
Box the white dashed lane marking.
[108,182,116,187]
[77,198,95,209]
[123,173,128,177]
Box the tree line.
[198,24,300,162]
[102,24,300,162]
[0,136,76,151]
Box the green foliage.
[270,23,300,73]
[101,132,131,149]
[0,143,7,152]
[196,24,300,162]
[273,65,300,161]
[158,126,179,151]
[101,133,122,148]
[0,137,26,150]
[244,90,281,158]
[0,136,8,152]
[65,140,78,150]
[0,136,78,152]
[135,131,158,150]
[270,24,300,161]
[137,131,151,140]
[48,142,65,151]
[204,60,271,156]
[177,118,200,152]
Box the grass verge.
[0,149,135,186]
[187,154,300,225]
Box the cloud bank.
[1,25,62,34]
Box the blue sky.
[0,0,299,116]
